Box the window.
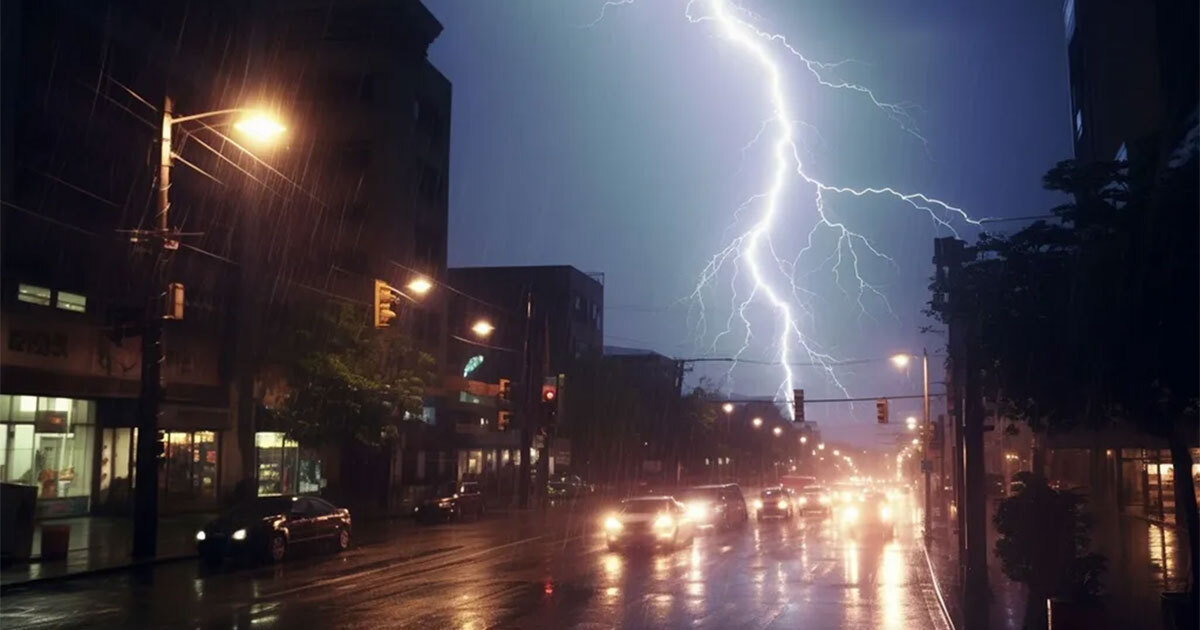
[17,284,51,306]
[0,395,96,515]
[56,291,86,313]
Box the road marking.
[260,534,547,600]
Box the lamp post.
[892,349,931,541]
[131,99,284,559]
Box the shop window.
[0,395,96,516]
[17,284,51,306]
[56,291,86,313]
[255,432,323,496]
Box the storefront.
[0,394,97,518]
[254,432,325,496]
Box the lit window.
[56,291,86,313]
[17,284,51,306]
[18,396,38,412]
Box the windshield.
[761,488,783,498]
[679,488,720,502]
[622,500,671,514]
[227,497,293,519]
[802,487,825,495]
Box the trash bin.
[0,482,37,562]
[40,524,71,560]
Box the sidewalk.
[1,512,212,588]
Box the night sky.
[426,0,1073,446]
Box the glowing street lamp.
[772,426,783,437]
[890,354,911,369]
[752,417,763,429]
[799,436,808,444]
[833,449,840,457]
[471,320,495,338]
[232,112,287,143]
[722,402,735,414]
[406,277,433,296]
[818,443,825,450]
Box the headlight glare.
[232,528,248,541]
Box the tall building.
[0,0,452,518]
[1064,0,1198,163]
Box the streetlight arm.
[170,108,258,125]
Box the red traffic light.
[541,386,556,402]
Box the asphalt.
[0,493,951,629]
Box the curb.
[922,539,957,630]
[0,551,196,591]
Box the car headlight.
[604,516,623,532]
[842,506,860,523]
[776,500,788,510]
[753,499,763,510]
[195,530,206,542]
[880,505,893,521]
[687,503,709,520]
[652,514,675,531]
[819,495,831,505]
[798,496,808,505]
[231,528,248,541]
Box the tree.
[994,472,1106,630]
[264,300,435,448]
[930,149,1199,604]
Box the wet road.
[1,495,949,629]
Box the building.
[0,0,452,519]
[1064,0,1198,163]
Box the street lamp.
[406,277,433,296]
[131,98,288,561]
[818,443,825,450]
[722,402,734,414]
[892,349,931,541]
[471,319,496,338]
[833,449,840,457]
[799,436,807,444]
[752,417,763,429]
[772,426,783,437]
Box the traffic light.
[163,282,185,320]
[876,398,889,424]
[498,378,513,402]
[373,279,397,328]
[541,380,558,427]
[793,389,805,422]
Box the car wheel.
[267,534,287,563]
[335,527,350,552]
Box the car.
[603,496,696,551]
[196,495,351,564]
[547,474,594,499]
[754,486,794,520]
[796,485,833,515]
[677,483,749,529]
[837,490,895,538]
[415,481,485,523]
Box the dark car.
[415,481,485,523]
[547,475,594,499]
[677,483,749,529]
[196,495,351,564]
[797,485,833,515]
[603,496,696,551]
[754,487,794,520]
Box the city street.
[1,496,950,629]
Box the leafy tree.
[994,472,1107,629]
[264,300,435,447]
[930,150,1199,602]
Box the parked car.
[754,487,794,520]
[677,483,749,529]
[415,481,485,523]
[196,495,351,564]
[796,485,833,515]
[602,496,696,551]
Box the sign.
[34,410,69,433]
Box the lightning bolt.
[595,0,982,417]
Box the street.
[1,495,949,629]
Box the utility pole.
[132,96,174,559]
[517,290,533,509]
[922,347,932,542]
